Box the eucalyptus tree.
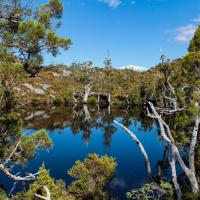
[0,0,71,75]
[0,45,25,110]
[158,54,185,113]
[71,61,97,104]
[145,52,200,198]
[104,51,113,105]
[81,61,96,104]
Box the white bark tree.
[0,134,44,181]
[83,83,93,104]
[147,101,200,194]
[0,132,52,199]
[35,185,51,200]
[83,104,92,122]
[114,120,152,177]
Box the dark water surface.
[0,105,167,199]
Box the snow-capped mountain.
[119,65,148,72]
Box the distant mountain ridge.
[119,65,148,72]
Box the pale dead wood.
[114,120,152,177]
[189,116,200,173]
[168,151,182,200]
[35,185,51,200]
[0,131,44,181]
[147,101,199,193]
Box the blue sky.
[45,0,200,68]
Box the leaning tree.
[0,0,71,75]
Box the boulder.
[52,72,60,78]
[33,88,45,95]
[62,69,72,77]
[40,83,51,90]
[23,83,45,95]
[24,83,34,91]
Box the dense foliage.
[68,153,117,199]
[0,0,71,75]
[10,154,117,200]
[127,181,174,200]
[0,1,200,199]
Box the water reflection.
[0,104,166,199]
[20,105,155,149]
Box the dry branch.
[114,120,152,177]
[35,185,51,200]
[0,132,44,181]
[147,101,199,194]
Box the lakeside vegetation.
[0,0,200,199]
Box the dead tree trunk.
[83,104,92,122]
[35,185,51,200]
[168,151,182,200]
[108,92,111,105]
[83,83,92,104]
[114,120,152,177]
[0,133,45,181]
[158,76,185,114]
[147,101,199,194]
[72,88,78,104]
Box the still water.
[0,105,166,199]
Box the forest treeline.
[0,0,199,108]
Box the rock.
[52,72,60,77]
[24,83,34,91]
[50,94,56,100]
[13,87,21,92]
[53,68,72,78]
[42,113,50,119]
[62,69,72,77]
[25,113,34,120]
[34,111,45,116]
[27,122,34,129]
[40,83,51,90]
[24,83,45,95]
[33,88,45,95]
[63,121,70,127]
[53,121,61,126]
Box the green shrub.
[88,96,97,105]
[68,153,117,199]
[33,129,52,148]
[127,181,174,200]
[0,188,7,200]
[0,112,23,133]
[21,136,36,158]
[13,164,73,200]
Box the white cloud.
[193,16,200,22]
[166,15,200,43]
[98,0,122,8]
[174,24,196,42]
[97,0,138,8]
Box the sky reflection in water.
[0,105,165,199]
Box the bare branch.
[0,130,44,182]
[147,101,199,193]
[0,164,44,181]
[189,116,200,173]
[35,185,51,200]
[168,151,182,200]
[3,135,23,166]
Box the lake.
[0,105,167,199]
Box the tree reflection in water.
[20,104,154,149]
[1,104,197,199]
